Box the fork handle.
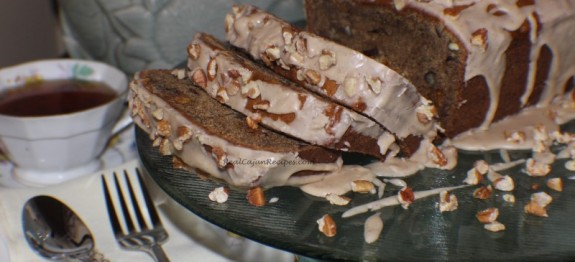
[149,244,170,262]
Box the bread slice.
[223,4,440,145]
[129,69,342,189]
[187,32,397,160]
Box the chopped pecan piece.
[247,186,266,207]
[317,214,337,237]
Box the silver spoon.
[22,195,95,261]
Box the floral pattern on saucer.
[0,61,103,90]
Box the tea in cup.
[0,59,130,186]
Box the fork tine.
[103,164,170,261]
[136,168,163,228]
[123,170,148,230]
[101,175,123,237]
[113,172,136,233]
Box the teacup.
[0,59,131,186]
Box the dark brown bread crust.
[304,0,550,138]
[137,69,339,163]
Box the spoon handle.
[149,244,170,262]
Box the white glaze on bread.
[129,71,342,189]
[187,33,394,158]
[224,5,440,140]
[450,91,575,151]
[392,0,575,129]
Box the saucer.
[12,160,102,187]
[0,234,9,262]
[0,124,137,188]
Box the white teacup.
[0,59,131,186]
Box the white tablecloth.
[0,159,295,262]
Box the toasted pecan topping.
[317,214,337,237]
[476,207,499,224]
[247,186,266,207]
[191,69,208,89]
[321,79,339,97]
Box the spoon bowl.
[22,195,94,261]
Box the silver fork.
[101,167,170,262]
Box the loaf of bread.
[128,69,342,188]
[187,32,398,160]
[304,0,575,138]
[132,1,575,188]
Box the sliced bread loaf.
[224,4,440,144]
[129,69,342,189]
[187,32,397,160]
